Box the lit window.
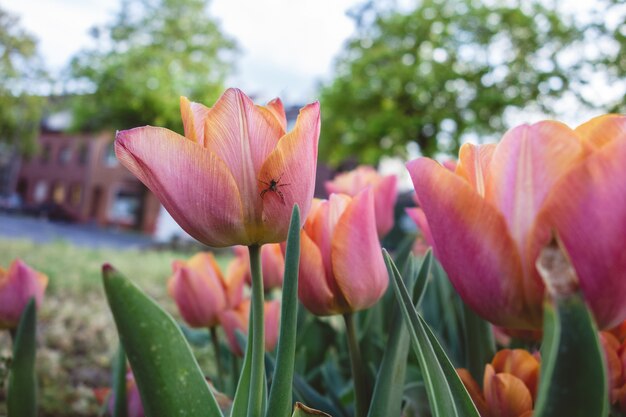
[33,181,48,203]
[52,183,66,204]
[70,184,82,206]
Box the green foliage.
[70,0,236,132]
[0,6,46,156]
[7,299,38,417]
[319,0,594,163]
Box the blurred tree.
[70,0,236,132]
[320,0,598,163]
[0,6,46,156]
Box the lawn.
[0,238,231,417]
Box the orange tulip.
[219,299,280,356]
[325,165,398,238]
[458,349,540,417]
[116,88,320,247]
[0,259,48,330]
[168,252,245,328]
[298,189,388,316]
[407,115,626,329]
[233,244,284,291]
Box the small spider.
[259,174,290,204]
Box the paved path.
[0,213,153,249]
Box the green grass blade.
[412,249,432,306]
[231,328,253,416]
[112,344,128,417]
[102,265,223,417]
[384,250,479,417]
[533,295,608,417]
[267,205,301,417]
[7,299,37,417]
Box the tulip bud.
[0,259,48,330]
[219,299,280,356]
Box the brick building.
[13,128,161,233]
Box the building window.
[33,180,48,203]
[69,183,82,206]
[40,144,51,164]
[78,143,89,165]
[58,146,72,165]
[52,183,66,204]
[104,142,118,167]
[109,190,140,225]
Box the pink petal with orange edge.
[180,96,210,145]
[262,97,287,132]
[264,300,281,351]
[575,114,626,149]
[407,157,539,328]
[115,126,246,247]
[456,143,496,197]
[168,266,226,328]
[223,257,246,309]
[202,89,285,232]
[298,230,345,315]
[257,101,320,244]
[331,189,388,312]
[373,174,398,237]
[0,260,48,329]
[540,137,626,328]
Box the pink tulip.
[0,259,48,330]
[168,252,244,328]
[298,189,388,316]
[325,166,398,238]
[407,115,626,329]
[94,372,144,417]
[233,244,285,290]
[219,299,280,356]
[115,88,320,247]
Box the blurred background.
[0,0,625,415]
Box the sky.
[3,0,362,104]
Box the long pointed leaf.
[102,265,223,417]
[267,205,301,417]
[112,344,128,417]
[7,299,37,417]
[231,330,253,416]
[384,250,479,417]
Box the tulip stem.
[344,313,368,417]
[210,326,225,390]
[247,244,265,417]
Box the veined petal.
[260,97,287,132]
[538,136,626,328]
[575,114,626,149]
[299,223,347,315]
[115,126,246,247]
[331,189,388,312]
[257,101,320,243]
[456,143,496,197]
[483,365,533,417]
[180,96,210,145]
[203,89,285,236]
[407,157,538,328]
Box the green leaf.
[460,302,495,383]
[367,252,431,417]
[102,265,223,417]
[384,250,479,417]
[112,344,128,417]
[7,298,37,417]
[292,402,332,417]
[533,294,608,417]
[231,330,253,417]
[412,250,432,306]
[267,205,301,417]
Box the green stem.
[344,313,368,417]
[210,326,224,390]
[247,244,265,417]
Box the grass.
[0,238,233,417]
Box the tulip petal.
[539,136,626,328]
[257,101,320,243]
[180,96,210,145]
[261,97,287,132]
[115,126,246,247]
[202,89,285,235]
[456,143,496,197]
[0,260,47,329]
[298,230,345,315]
[331,189,388,312]
[264,300,281,351]
[575,114,626,149]
[491,349,539,399]
[405,207,435,249]
[407,157,539,328]
[484,365,533,417]
[373,174,398,237]
[457,369,490,417]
